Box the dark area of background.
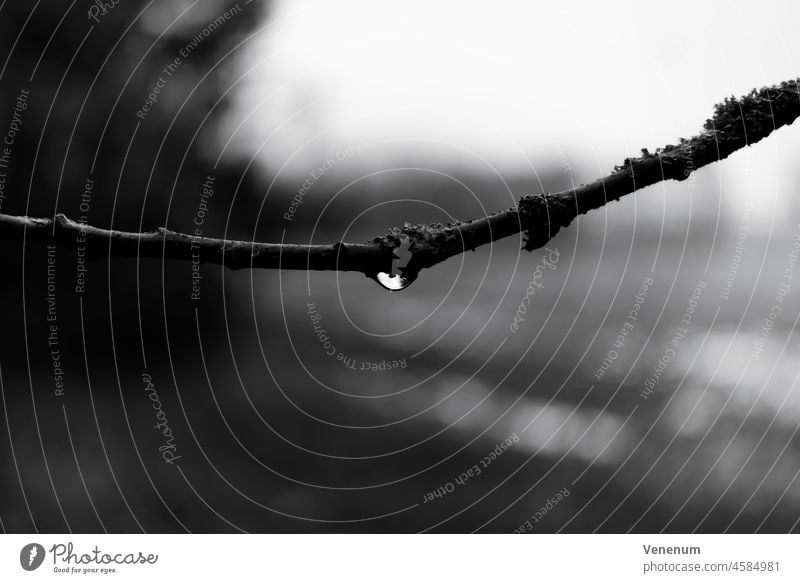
[1,1,800,533]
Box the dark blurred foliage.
[1,1,800,534]
[0,0,289,532]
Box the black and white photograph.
[0,0,799,578]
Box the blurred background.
[1,0,800,532]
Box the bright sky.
[225,0,800,184]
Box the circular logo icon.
[20,543,46,571]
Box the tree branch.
[0,213,398,273]
[2,79,799,280]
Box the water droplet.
[370,233,417,291]
[374,271,414,291]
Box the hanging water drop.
[370,234,416,291]
[375,271,414,291]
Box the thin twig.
[2,79,798,279]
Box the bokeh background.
[1,0,800,532]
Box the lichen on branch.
[1,79,798,280]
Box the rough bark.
[2,79,798,280]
